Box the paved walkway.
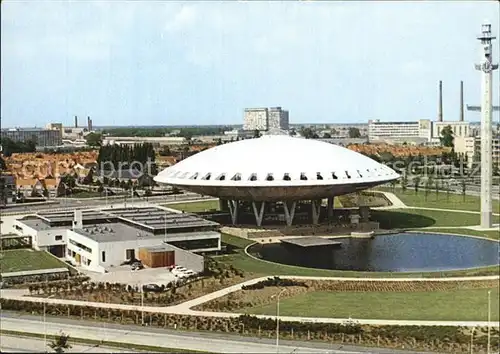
[2,274,499,328]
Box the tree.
[158,146,171,156]
[322,132,331,139]
[413,176,421,194]
[253,130,261,138]
[460,179,466,202]
[439,125,454,148]
[85,132,103,147]
[48,331,72,353]
[300,127,315,139]
[348,127,361,138]
[401,171,408,194]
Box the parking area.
[80,266,177,286]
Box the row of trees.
[96,143,156,172]
[0,137,36,156]
[298,127,362,139]
[101,126,234,138]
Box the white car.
[171,266,187,274]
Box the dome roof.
[154,135,399,189]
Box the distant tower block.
[74,115,78,128]
[475,23,498,229]
[438,80,443,122]
[459,81,464,122]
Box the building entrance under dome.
[209,198,371,227]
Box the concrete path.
[2,274,499,328]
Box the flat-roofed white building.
[432,121,471,140]
[368,119,432,144]
[13,207,221,273]
[454,136,500,168]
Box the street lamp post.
[487,290,491,354]
[141,283,144,326]
[271,289,287,354]
[44,294,56,352]
[470,327,475,354]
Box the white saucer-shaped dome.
[154,135,399,201]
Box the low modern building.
[368,119,432,144]
[13,207,221,273]
[1,128,63,147]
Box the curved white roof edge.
[154,135,400,188]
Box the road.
[0,313,430,354]
[0,335,135,353]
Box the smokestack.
[90,118,93,132]
[87,116,91,131]
[74,115,78,128]
[438,81,443,122]
[459,80,464,122]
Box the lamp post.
[470,326,475,354]
[141,283,144,326]
[487,290,491,354]
[43,294,56,352]
[271,289,287,354]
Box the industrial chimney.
[438,80,443,122]
[87,116,91,131]
[459,81,464,122]
[74,115,78,128]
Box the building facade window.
[55,235,63,241]
[102,251,106,262]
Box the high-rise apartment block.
[243,107,289,131]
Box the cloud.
[165,5,198,32]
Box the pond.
[249,232,499,272]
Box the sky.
[1,1,499,128]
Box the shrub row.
[242,277,308,290]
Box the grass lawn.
[217,233,500,278]
[371,209,500,229]
[0,249,68,273]
[165,200,220,212]
[377,187,500,213]
[415,228,500,240]
[245,288,500,321]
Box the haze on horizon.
[1,1,499,128]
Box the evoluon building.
[154,134,399,226]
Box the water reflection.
[251,233,499,272]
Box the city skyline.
[1,1,499,128]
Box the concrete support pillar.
[311,199,321,225]
[283,201,297,226]
[327,197,334,220]
[219,198,230,212]
[227,200,239,225]
[251,201,266,227]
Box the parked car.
[142,284,161,292]
[131,262,144,271]
[171,266,187,274]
